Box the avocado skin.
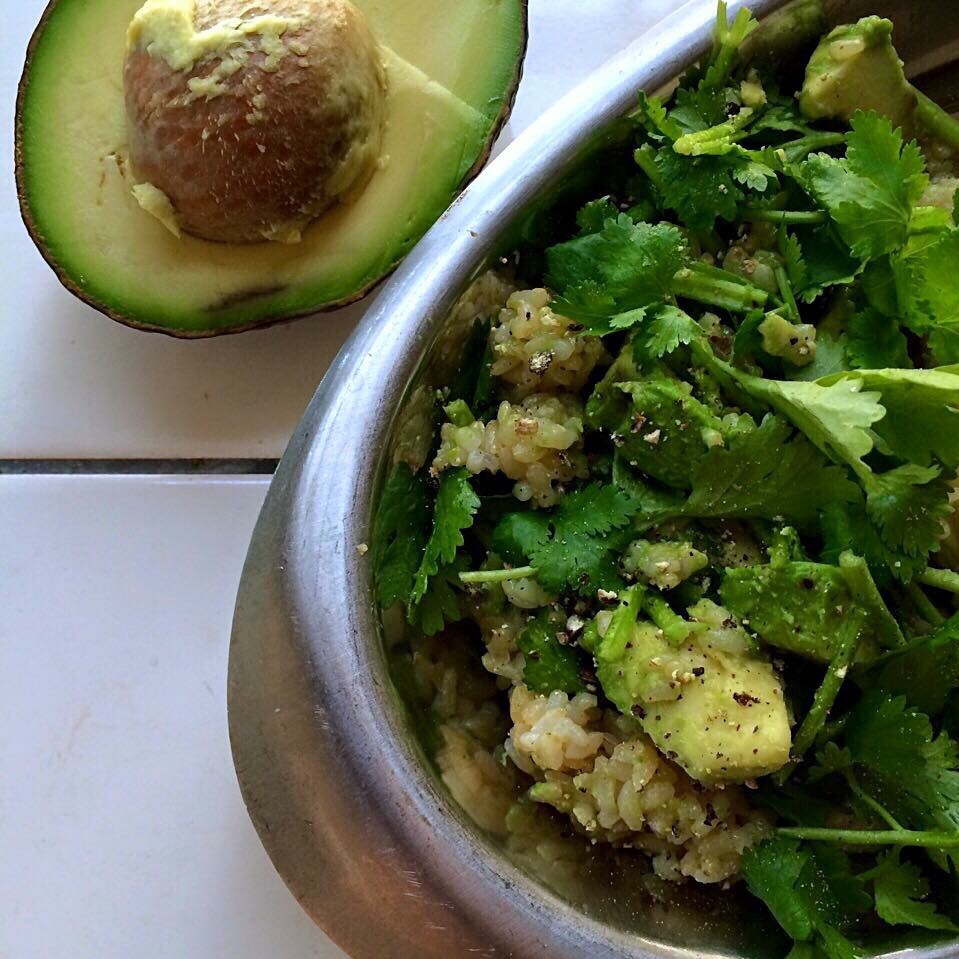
[798,16,916,132]
[14,0,529,337]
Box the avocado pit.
[123,0,387,243]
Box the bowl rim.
[229,2,959,957]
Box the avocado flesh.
[16,0,526,335]
[614,378,726,490]
[595,616,791,785]
[720,559,905,664]
[356,0,525,129]
[798,17,916,132]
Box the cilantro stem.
[906,581,945,626]
[634,145,664,190]
[674,109,755,157]
[673,264,768,312]
[443,399,475,428]
[817,715,848,745]
[918,567,959,595]
[459,566,538,584]
[774,131,846,163]
[843,769,902,831]
[704,6,757,91]
[741,209,826,225]
[777,827,959,848]
[916,90,959,152]
[776,613,864,785]
[645,594,697,646]
[774,265,800,323]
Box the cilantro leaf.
[843,693,959,841]
[759,780,836,829]
[410,468,480,607]
[732,156,778,192]
[763,366,959,558]
[699,339,957,559]
[633,91,683,141]
[895,230,959,364]
[791,223,862,304]
[820,500,927,586]
[518,615,587,695]
[864,465,953,559]
[492,483,638,595]
[634,304,702,363]
[799,112,929,261]
[810,742,855,784]
[411,558,466,636]
[781,228,807,291]
[611,453,687,527]
[372,464,428,608]
[545,215,687,332]
[575,196,620,235]
[684,415,858,523]
[845,308,911,371]
[870,850,958,931]
[653,149,746,232]
[703,355,885,476]
[668,84,728,134]
[743,836,870,957]
[859,613,959,715]
[820,369,959,470]
[492,510,549,568]
[615,416,857,527]
[743,836,815,941]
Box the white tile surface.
[0,475,347,959]
[1,0,683,459]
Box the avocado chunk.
[720,553,905,664]
[585,344,644,427]
[623,539,708,590]
[593,590,791,784]
[592,375,728,490]
[15,0,527,334]
[758,313,818,367]
[799,17,916,132]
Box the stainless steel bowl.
[229,3,959,956]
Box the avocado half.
[15,0,527,336]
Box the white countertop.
[1,0,680,460]
[1,3,683,956]
[1,476,343,959]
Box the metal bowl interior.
[229,2,959,957]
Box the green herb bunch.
[372,5,959,953]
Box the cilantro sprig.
[545,215,687,333]
[492,483,638,594]
[799,112,929,262]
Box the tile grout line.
[0,459,279,475]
